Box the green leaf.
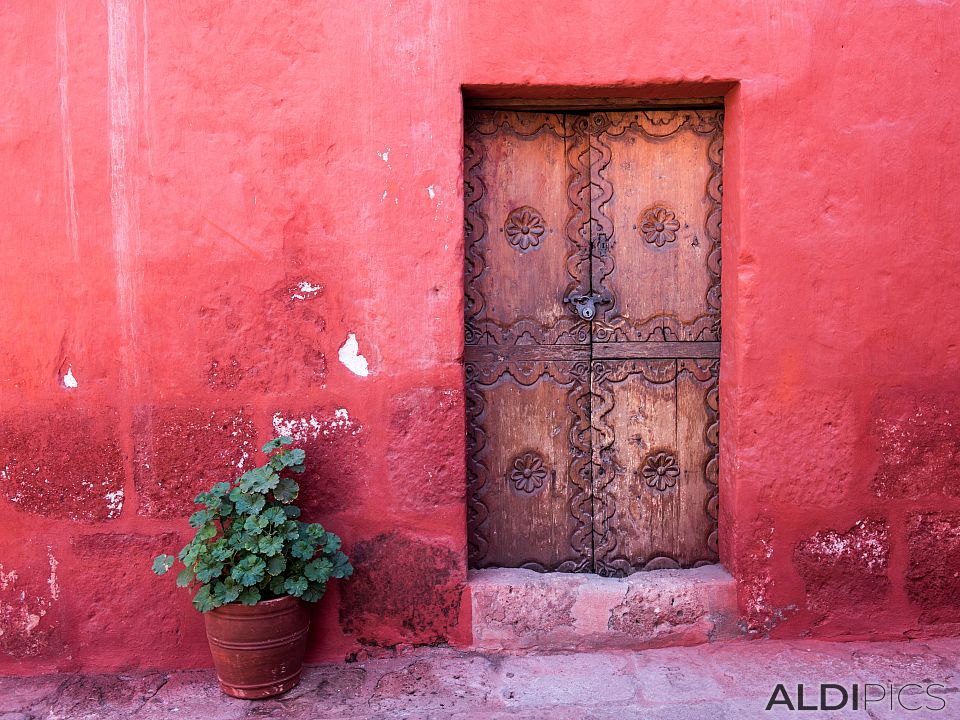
[231,555,267,587]
[262,436,294,453]
[323,534,342,553]
[332,552,353,579]
[195,560,224,583]
[270,575,286,595]
[243,515,266,535]
[239,587,261,605]
[179,543,201,566]
[196,522,218,541]
[210,481,232,497]
[290,539,316,560]
[301,582,327,603]
[234,492,266,515]
[152,554,175,575]
[278,448,306,467]
[259,535,284,557]
[239,467,279,494]
[282,504,301,519]
[210,541,232,562]
[221,579,241,604]
[284,576,308,597]
[304,557,333,583]
[273,477,300,503]
[176,568,194,587]
[266,556,287,575]
[192,585,216,612]
[305,523,326,541]
[259,506,286,526]
[188,509,214,528]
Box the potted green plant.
[152,436,352,699]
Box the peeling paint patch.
[794,519,890,614]
[427,184,436,200]
[291,280,321,301]
[338,333,369,377]
[62,366,78,388]
[377,148,390,163]
[269,409,366,514]
[46,549,59,601]
[272,408,362,440]
[797,520,888,571]
[0,558,56,658]
[104,489,124,517]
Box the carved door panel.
[464,108,721,575]
[465,360,592,571]
[588,111,722,574]
[591,359,719,574]
[590,111,722,344]
[465,111,592,570]
[464,112,590,347]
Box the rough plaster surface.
[470,566,737,651]
[2,0,960,673]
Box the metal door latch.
[595,231,612,257]
[564,291,609,320]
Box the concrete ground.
[1,638,959,720]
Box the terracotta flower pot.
[204,595,310,699]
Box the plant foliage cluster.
[152,437,352,612]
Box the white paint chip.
[105,489,124,518]
[47,548,60,601]
[427,185,436,200]
[63,366,78,388]
[291,280,321,301]
[338,333,369,377]
[377,148,390,163]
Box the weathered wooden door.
[464,109,721,575]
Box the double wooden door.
[464,109,722,576]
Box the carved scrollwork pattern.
[588,109,723,344]
[464,111,591,347]
[463,126,488,346]
[464,108,721,575]
[466,360,593,570]
[464,362,490,565]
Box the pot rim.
[207,594,306,617]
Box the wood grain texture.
[466,360,592,571]
[464,109,722,574]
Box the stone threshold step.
[467,564,737,652]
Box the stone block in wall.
[271,408,366,517]
[793,519,890,613]
[134,406,255,518]
[873,394,960,499]
[0,406,124,522]
[339,531,464,646]
[387,387,465,513]
[906,512,960,624]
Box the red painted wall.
[2,0,959,673]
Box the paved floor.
[1,638,959,719]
